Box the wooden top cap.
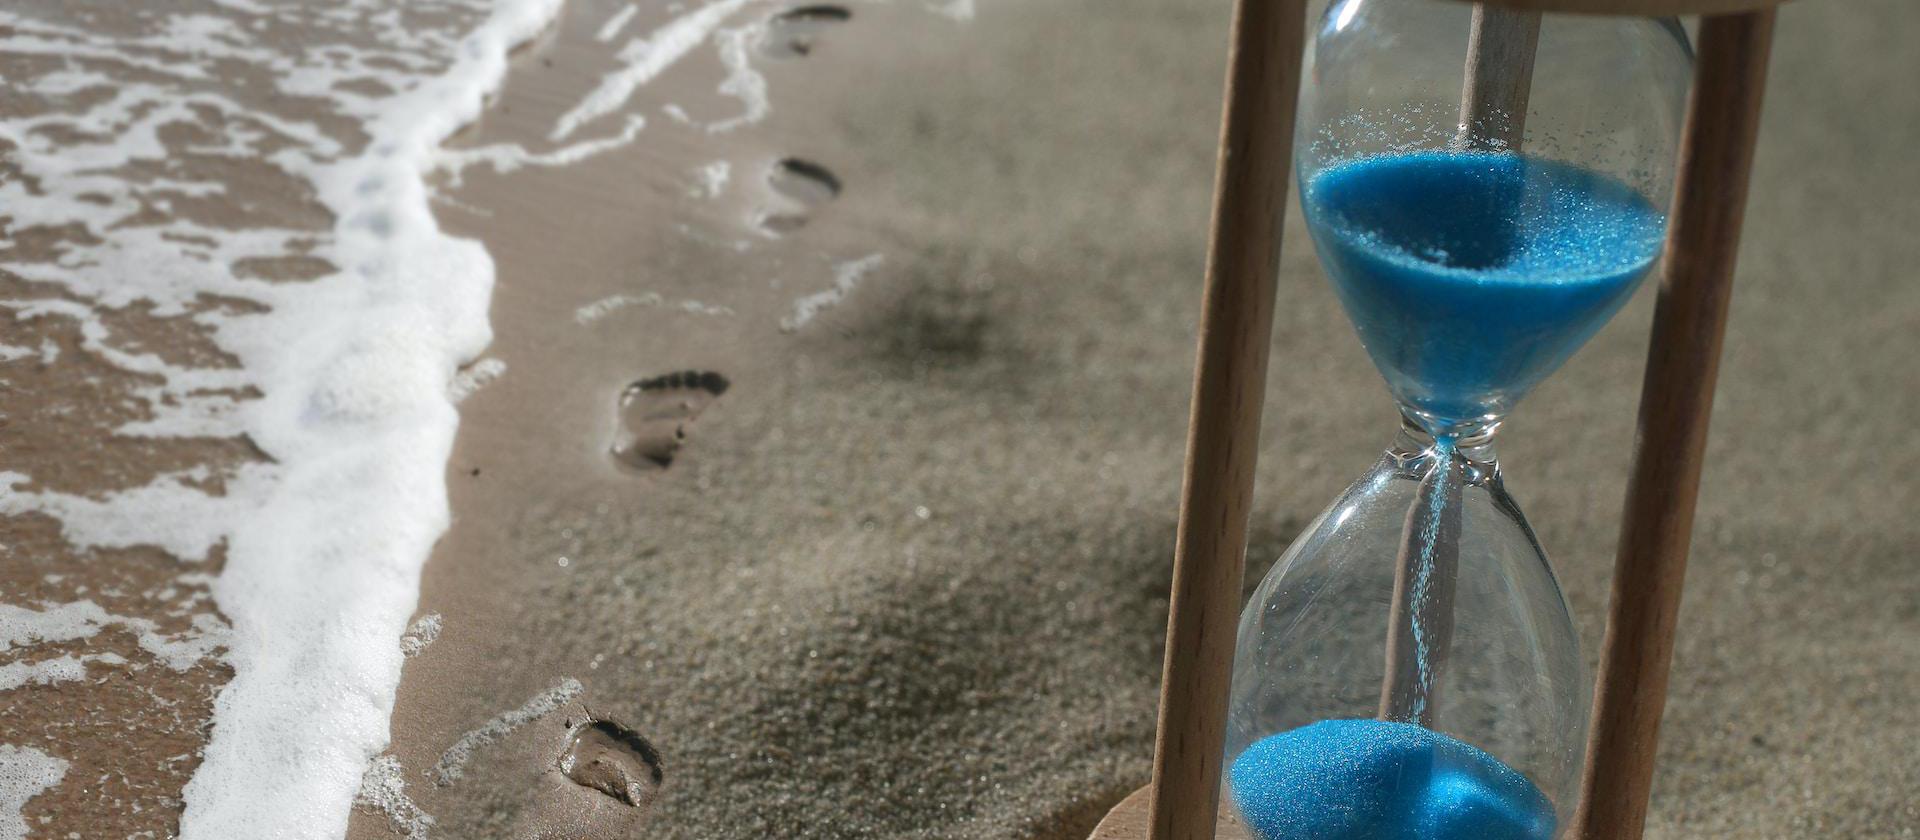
[1443,0,1793,14]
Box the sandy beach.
[359,0,1920,837]
[5,0,1918,838]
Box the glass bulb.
[1297,0,1691,435]
[1221,2,1692,839]
[1227,428,1580,839]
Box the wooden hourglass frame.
[1091,0,1790,838]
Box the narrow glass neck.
[1400,404,1501,443]
[1398,408,1500,447]
[1392,411,1501,486]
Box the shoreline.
[2,0,1916,837]
[359,0,1920,836]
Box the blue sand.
[1301,150,1666,426]
[1402,435,1456,723]
[1230,719,1555,840]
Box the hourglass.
[1090,0,1788,839]
[1226,2,1690,837]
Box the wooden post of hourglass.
[1459,5,1542,151]
[1574,8,1777,839]
[1132,0,1307,838]
[1089,1,1787,839]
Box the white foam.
[781,253,885,332]
[141,613,233,671]
[353,754,436,840]
[551,0,760,141]
[0,598,226,673]
[0,599,114,650]
[0,652,127,692]
[431,676,583,785]
[596,4,640,42]
[399,613,442,657]
[708,19,771,134]
[433,115,648,188]
[574,292,736,325]
[561,0,975,140]
[0,745,68,840]
[929,0,977,22]
[183,2,567,836]
[448,358,508,404]
[0,469,265,562]
[0,0,566,837]
[692,160,732,198]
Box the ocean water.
[0,1,571,835]
[1300,150,1667,429]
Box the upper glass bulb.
[1297,0,1693,436]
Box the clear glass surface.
[1226,427,1584,839]
[1220,2,1693,838]
[1296,0,1692,434]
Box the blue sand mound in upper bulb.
[1300,150,1667,426]
[1229,719,1556,840]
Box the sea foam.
[181,1,567,835]
[0,745,67,840]
[0,0,562,836]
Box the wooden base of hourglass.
[1093,0,1786,839]
[1089,786,1250,840]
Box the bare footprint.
[611,370,730,470]
[761,5,852,59]
[757,158,841,234]
[508,712,666,840]
[559,720,664,808]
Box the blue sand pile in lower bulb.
[1230,719,1555,840]
[1300,150,1667,427]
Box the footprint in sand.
[761,5,852,59]
[511,716,666,840]
[756,157,841,235]
[611,370,731,470]
[558,719,664,808]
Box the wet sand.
[354,0,1920,838]
[0,4,310,832]
[5,0,1916,837]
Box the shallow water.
[0,0,566,836]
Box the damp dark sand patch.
[819,247,1042,387]
[611,370,731,470]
